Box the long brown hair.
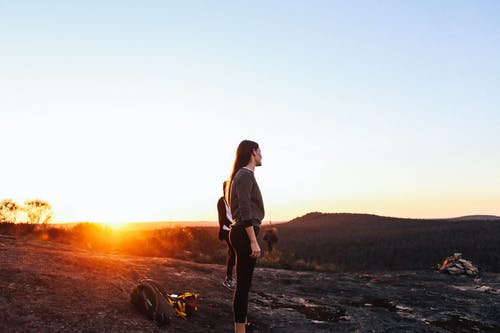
[225,140,259,203]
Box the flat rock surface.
[1,234,499,332]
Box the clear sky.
[1,1,499,223]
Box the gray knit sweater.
[230,167,265,228]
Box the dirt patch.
[1,236,499,332]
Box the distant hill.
[271,212,500,272]
[452,215,500,221]
[285,212,407,227]
[283,212,500,228]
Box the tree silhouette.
[24,199,53,224]
[0,199,20,223]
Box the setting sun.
[100,220,128,229]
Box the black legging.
[229,226,259,323]
[224,237,235,278]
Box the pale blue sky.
[1,1,499,222]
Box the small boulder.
[437,253,480,277]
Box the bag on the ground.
[168,291,199,320]
[130,279,173,327]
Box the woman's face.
[253,148,262,166]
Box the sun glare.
[100,220,128,230]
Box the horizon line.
[49,212,500,225]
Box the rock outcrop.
[1,235,499,332]
[438,253,480,276]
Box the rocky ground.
[1,234,499,333]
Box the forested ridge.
[276,212,500,271]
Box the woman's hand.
[250,241,261,258]
[245,225,261,258]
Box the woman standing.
[217,181,236,289]
[227,140,264,333]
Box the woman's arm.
[245,226,261,258]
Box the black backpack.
[217,196,231,240]
[130,279,173,327]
